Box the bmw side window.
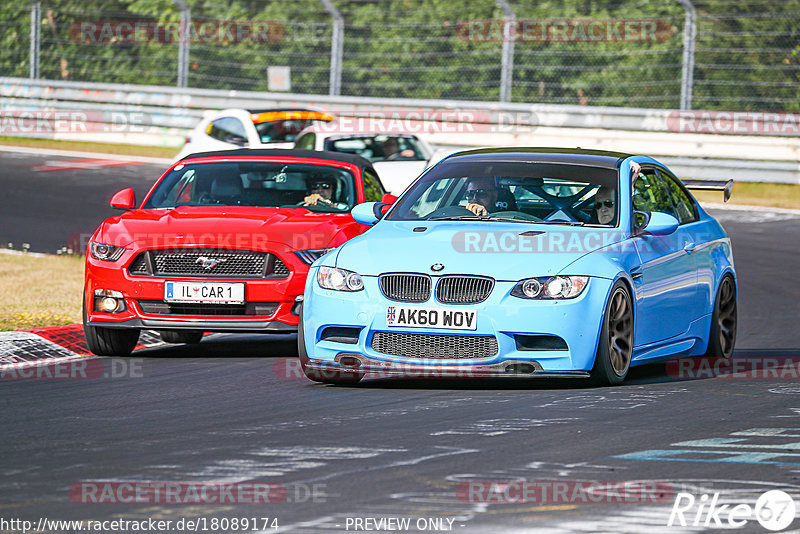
[657,170,699,224]
[362,169,385,202]
[632,169,676,217]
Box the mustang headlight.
[317,266,364,292]
[296,248,334,266]
[511,276,589,299]
[90,241,125,261]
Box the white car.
[175,108,334,160]
[293,126,434,194]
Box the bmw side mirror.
[642,212,679,236]
[110,188,136,210]
[351,202,392,225]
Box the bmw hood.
[334,221,628,281]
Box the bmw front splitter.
[305,354,591,379]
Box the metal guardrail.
[1,78,798,184]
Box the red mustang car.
[83,149,390,356]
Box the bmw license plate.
[164,282,245,304]
[385,306,476,331]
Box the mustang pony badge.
[196,257,227,270]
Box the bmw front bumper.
[302,269,615,378]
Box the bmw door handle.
[683,242,696,254]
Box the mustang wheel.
[159,330,204,344]
[591,281,634,386]
[705,274,737,358]
[297,304,363,385]
[83,302,140,356]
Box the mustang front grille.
[127,249,289,278]
[378,273,431,303]
[435,275,494,304]
[371,332,498,359]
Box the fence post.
[29,0,41,79]
[677,0,696,110]
[495,0,515,103]
[173,0,190,88]
[320,0,344,96]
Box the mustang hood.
[335,221,629,281]
[97,206,355,250]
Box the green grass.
[0,253,84,331]
[693,182,800,210]
[0,136,179,159]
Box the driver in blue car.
[592,186,617,225]
[464,177,500,216]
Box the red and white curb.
[0,325,167,373]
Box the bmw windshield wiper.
[486,217,543,224]
[428,215,490,221]
[531,220,586,226]
[428,215,549,224]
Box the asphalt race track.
[0,149,167,253]
[2,150,800,533]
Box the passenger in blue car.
[464,177,500,216]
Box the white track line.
[0,143,173,165]
[701,201,800,215]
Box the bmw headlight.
[296,248,334,265]
[317,266,364,292]
[90,241,125,261]
[511,276,588,299]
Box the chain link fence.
[1,0,798,111]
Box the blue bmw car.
[298,148,737,386]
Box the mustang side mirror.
[637,211,679,236]
[351,201,392,225]
[110,188,136,210]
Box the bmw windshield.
[144,161,357,213]
[386,160,620,226]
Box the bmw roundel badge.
[431,263,445,272]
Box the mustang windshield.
[387,160,619,226]
[144,162,356,212]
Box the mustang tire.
[591,281,634,386]
[705,274,737,358]
[83,302,140,356]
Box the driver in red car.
[303,177,347,209]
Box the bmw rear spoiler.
[683,179,734,203]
